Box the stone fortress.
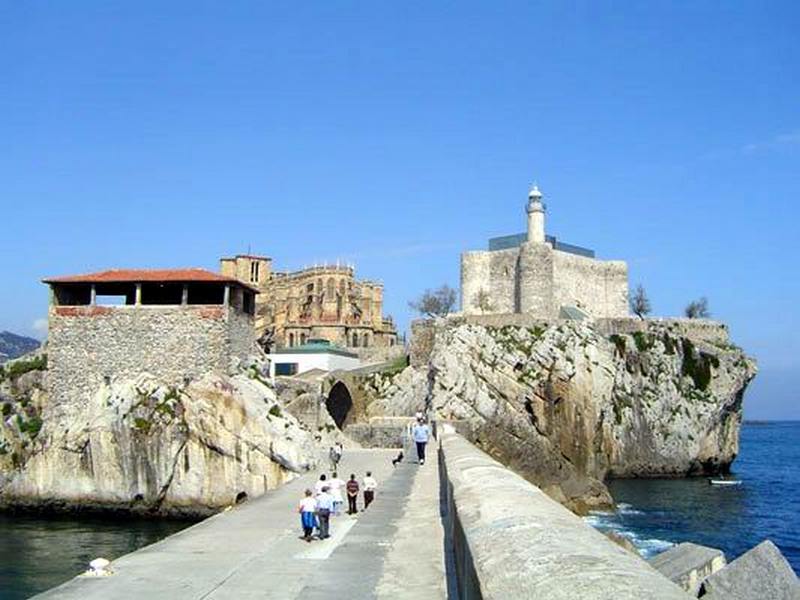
[461,184,629,319]
[220,254,398,350]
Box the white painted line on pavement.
[293,518,358,560]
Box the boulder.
[649,542,726,595]
[699,540,799,599]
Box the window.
[250,261,260,283]
[327,278,335,298]
[352,333,359,347]
[289,333,295,347]
[363,334,369,347]
[275,362,299,376]
[300,333,307,345]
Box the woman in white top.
[298,489,317,542]
[328,471,345,516]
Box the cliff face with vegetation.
[377,318,756,513]
[0,356,336,516]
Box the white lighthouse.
[526,184,546,243]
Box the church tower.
[526,184,546,243]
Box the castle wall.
[552,250,628,318]
[47,306,254,418]
[518,242,557,318]
[489,248,519,313]
[460,251,491,314]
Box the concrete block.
[699,540,799,600]
[649,542,726,595]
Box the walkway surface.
[34,448,451,600]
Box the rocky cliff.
[0,356,338,517]
[370,317,756,513]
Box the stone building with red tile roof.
[43,268,259,416]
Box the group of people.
[298,415,430,543]
[298,469,377,542]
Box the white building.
[267,339,361,378]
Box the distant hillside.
[0,331,41,364]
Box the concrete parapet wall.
[439,432,690,599]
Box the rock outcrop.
[372,317,756,513]
[0,358,335,517]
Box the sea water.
[0,513,193,599]
[586,421,800,573]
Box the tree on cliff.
[630,284,651,319]
[409,285,457,318]
[685,297,711,319]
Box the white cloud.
[741,130,800,155]
[32,318,48,339]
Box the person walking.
[329,471,345,516]
[363,471,377,509]
[298,489,317,542]
[346,473,360,514]
[412,418,430,465]
[328,444,342,472]
[314,473,328,496]
[316,486,334,539]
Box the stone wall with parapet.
[552,249,629,318]
[410,315,730,367]
[47,306,255,419]
[595,317,731,345]
[439,432,691,599]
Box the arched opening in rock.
[235,491,248,504]
[326,382,353,429]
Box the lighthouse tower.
[526,184,546,243]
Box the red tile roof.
[43,269,259,292]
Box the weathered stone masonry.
[44,269,258,420]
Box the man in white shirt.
[412,419,430,465]
[363,471,377,509]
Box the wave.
[583,505,674,559]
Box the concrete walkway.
[34,448,451,599]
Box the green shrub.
[681,339,718,391]
[133,417,152,433]
[632,331,655,352]
[2,355,47,381]
[25,416,42,438]
[2,403,11,417]
[268,405,282,418]
[609,334,627,357]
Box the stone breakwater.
[440,431,690,598]
[372,316,756,513]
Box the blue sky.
[1,2,798,418]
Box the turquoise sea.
[586,421,800,574]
